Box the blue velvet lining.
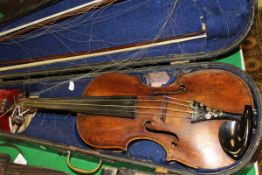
[0,0,251,73]
[21,70,186,170]
[0,0,255,173]
[11,66,249,174]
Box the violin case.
[0,0,58,25]
[0,0,261,174]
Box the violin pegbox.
[0,89,34,133]
[0,97,11,114]
[10,105,35,133]
[0,89,21,109]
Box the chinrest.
[219,105,253,159]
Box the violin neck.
[19,96,137,119]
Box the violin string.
[23,99,191,109]
[23,95,193,106]
[20,96,196,118]
[31,104,192,120]
[25,102,194,114]
[20,102,194,117]
[4,95,198,121]
[22,99,193,112]
[24,95,192,103]
[9,93,199,120]
[165,96,192,104]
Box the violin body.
[77,70,252,169]
[0,70,254,169]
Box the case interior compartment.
[0,63,261,174]
[0,0,256,73]
[0,0,260,174]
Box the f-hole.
[144,120,179,146]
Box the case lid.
[0,0,58,24]
[0,0,256,74]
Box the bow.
[0,0,117,42]
[0,16,207,72]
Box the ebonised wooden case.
[0,0,261,174]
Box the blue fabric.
[0,0,255,173]
[3,62,259,174]
[16,68,236,174]
[0,0,250,72]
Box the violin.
[0,70,254,169]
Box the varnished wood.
[76,70,253,169]
[21,96,137,119]
[242,8,262,173]
[0,30,206,72]
[0,69,253,169]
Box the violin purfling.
[0,70,254,169]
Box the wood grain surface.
[76,71,252,169]
[242,9,262,91]
[241,7,262,173]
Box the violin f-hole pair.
[0,70,255,169]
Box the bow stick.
[0,0,117,42]
[0,17,207,72]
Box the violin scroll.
[0,89,35,133]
